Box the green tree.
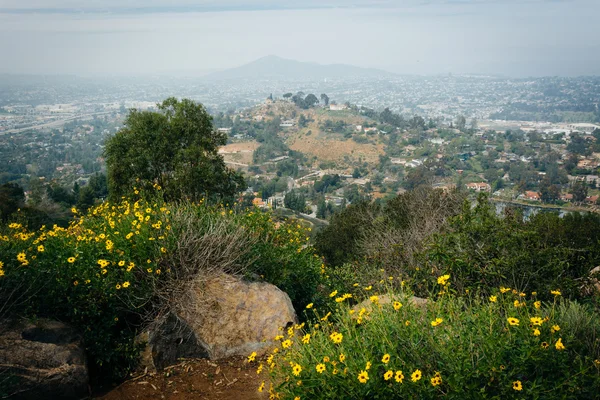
[104,98,245,202]
[284,190,307,213]
[320,93,329,106]
[304,94,319,108]
[539,179,560,203]
[0,183,25,221]
[570,181,588,203]
[455,115,467,131]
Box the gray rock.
[139,273,297,370]
[0,319,89,399]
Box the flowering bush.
[0,191,324,383]
[256,276,600,399]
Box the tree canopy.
[104,97,244,202]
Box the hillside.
[218,99,386,169]
[203,55,396,81]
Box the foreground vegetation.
[0,190,322,383]
[257,280,600,399]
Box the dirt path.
[96,357,265,400]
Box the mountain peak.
[204,56,394,81]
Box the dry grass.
[146,203,257,331]
[359,187,465,272]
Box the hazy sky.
[1,0,599,77]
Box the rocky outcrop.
[139,274,297,371]
[0,319,89,399]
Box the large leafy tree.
[104,97,245,202]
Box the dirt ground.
[96,357,265,400]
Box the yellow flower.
[551,289,561,296]
[431,318,443,327]
[316,363,326,373]
[323,356,330,363]
[0,270,4,277]
[16,252,26,262]
[513,300,522,308]
[357,370,369,383]
[122,281,130,288]
[116,284,122,290]
[37,245,44,252]
[71,207,78,214]
[551,324,561,333]
[155,269,161,275]
[339,354,346,363]
[256,364,263,375]
[395,370,404,383]
[489,295,497,302]
[306,303,313,309]
[382,354,390,364]
[507,317,520,326]
[301,334,310,344]
[365,361,371,370]
[257,381,264,392]
[248,352,257,362]
[160,247,167,254]
[411,369,422,382]
[118,260,125,267]
[530,317,543,326]
[292,364,302,376]
[541,341,549,349]
[533,328,541,336]
[431,376,442,387]
[405,320,411,326]
[282,339,292,349]
[67,257,76,263]
[369,295,379,304]
[555,338,565,351]
[437,274,450,285]
[147,268,153,273]
[73,280,79,286]
[384,370,393,381]
[534,301,541,309]
[393,301,402,310]
[500,287,511,293]
[329,290,338,298]
[329,332,343,344]
[101,269,108,275]
[364,285,372,291]
[513,380,523,391]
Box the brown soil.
[287,133,384,164]
[96,357,265,400]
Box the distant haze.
[0,0,599,77]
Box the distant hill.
[203,55,396,81]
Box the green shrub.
[421,195,600,301]
[0,191,325,384]
[257,280,600,399]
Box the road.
[2,111,115,134]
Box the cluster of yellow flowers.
[0,195,173,292]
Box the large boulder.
[0,319,89,399]
[139,274,297,371]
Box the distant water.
[492,201,571,220]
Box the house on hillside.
[560,193,573,202]
[329,104,348,111]
[586,195,599,204]
[465,182,491,192]
[522,191,540,201]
